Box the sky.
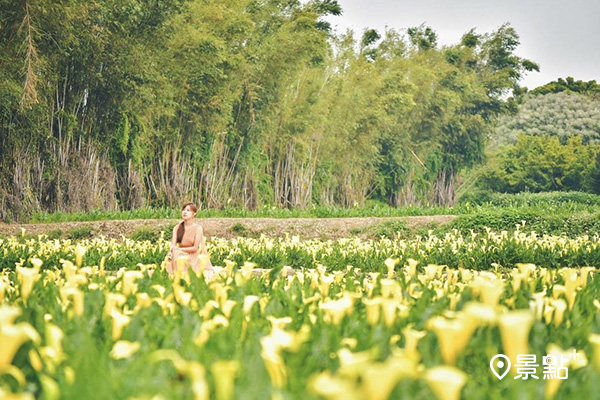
[321,0,600,89]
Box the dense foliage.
[494,92,600,147]
[1,237,599,399]
[2,230,600,272]
[0,1,537,221]
[479,135,600,194]
[18,191,599,223]
[530,77,600,99]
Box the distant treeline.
[0,0,538,221]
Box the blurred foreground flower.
[211,360,239,400]
[498,310,534,374]
[424,366,467,400]
[110,341,141,360]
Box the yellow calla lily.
[0,322,41,368]
[384,258,399,278]
[110,309,131,340]
[424,366,467,400]
[308,371,360,400]
[16,266,40,301]
[362,297,382,325]
[75,244,86,268]
[110,340,141,360]
[211,360,239,400]
[498,310,534,374]
[122,271,144,296]
[590,334,600,372]
[402,325,426,362]
[60,287,84,317]
[428,313,476,365]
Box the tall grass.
[27,192,600,223]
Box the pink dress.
[170,224,212,274]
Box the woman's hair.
[176,202,198,244]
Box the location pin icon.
[490,354,511,380]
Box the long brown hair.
[176,202,198,244]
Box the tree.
[480,134,599,193]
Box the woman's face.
[181,205,196,221]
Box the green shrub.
[480,134,600,193]
[69,226,92,240]
[458,190,600,207]
[367,220,409,238]
[230,222,248,236]
[449,208,600,236]
[47,229,63,240]
[130,226,162,242]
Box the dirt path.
[0,215,457,240]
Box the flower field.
[1,231,599,399]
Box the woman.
[167,202,212,276]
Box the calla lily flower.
[60,259,77,282]
[424,264,443,280]
[380,279,401,299]
[463,302,497,326]
[545,344,588,399]
[261,337,287,388]
[221,300,237,318]
[44,324,65,363]
[384,258,399,279]
[173,284,192,307]
[405,258,418,280]
[424,366,467,400]
[16,266,40,301]
[337,348,372,378]
[110,340,141,360]
[0,305,21,325]
[362,297,382,325]
[428,314,476,365]
[104,293,127,316]
[381,298,401,327]
[590,334,600,372]
[308,371,360,400]
[75,244,86,268]
[479,279,504,308]
[549,299,567,327]
[0,278,8,302]
[562,270,579,310]
[122,271,144,296]
[151,350,209,400]
[110,309,131,340]
[402,325,426,361]
[242,295,260,315]
[0,322,41,368]
[340,338,358,349]
[134,293,152,312]
[319,295,353,325]
[498,310,534,374]
[543,304,555,325]
[60,287,84,317]
[361,361,406,400]
[211,360,239,400]
[30,258,43,271]
[578,267,595,288]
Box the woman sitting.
[167,202,213,277]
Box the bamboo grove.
[0,0,538,220]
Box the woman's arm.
[198,226,208,256]
[168,224,178,258]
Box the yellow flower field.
[0,233,599,399]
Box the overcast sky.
[321,0,600,89]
